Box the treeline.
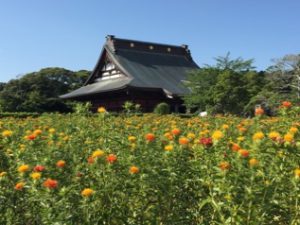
[0,68,89,112]
[0,53,299,115]
[184,53,300,115]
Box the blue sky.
[0,0,299,82]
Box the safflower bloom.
[255,107,264,116]
[128,136,137,143]
[238,149,250,158]
[145,133,155,142]
[81,188,94,197]
[2,130,13,137]
[30,172,41,180]
[164,145,173,151]
[34,165,45,172]
[0,171,7,177]
[92,149,104,158]
[106,154,117,164]
[18,164,30,173]
[249,158,259,167]
[43,178,58,189]
[252,132,265,141]
[282,101,292,108]
[212,130,224,140]
[219,162,230,171]
[33,129,42,136]
[15,182,25,190]
[284,133,294,142]
[290,127,298,134]
[171,128,181,136]
[200,137,213,147]
[97,107,106,113]
[294,168,300,178]
[187,132,196,139]
[56,160,66,168]
[268,132,280,140]
[179,137,189,145]
[222,124,229,129]
[48,128,56,134]
[26,134,37,140]
[231,143,240,152]
[129,166,139,174]
[87,156,95,164]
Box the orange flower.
[87,156,95,164]
[97,107,106,113]
[145,133,155,142]
[18,164,30,173]
[249,158,259,167]
[238,149,250,158]
[43,178,58,189]
[171,128,181,136]
[81,188,94,197]
[129,166,139,174]
[33,129,42,136]
[219,162,230,171]
[282,101,292,108]
[56,160,66,168]
[255,107,264,116]
[106,154,117,164]
[179,137,189,145]
[231,143,240,152]
[26,134,37,140]
[15,182,25,190]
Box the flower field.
[1,103,300,224]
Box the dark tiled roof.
[60,35,200,99]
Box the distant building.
[60,35,199,112]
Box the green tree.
[0,67,89,112]
[183,68,220,111]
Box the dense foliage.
[0,68,89,113]
[1,103,300,224]
[184,53,300,115]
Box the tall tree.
[0,68,89,112]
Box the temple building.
[60,35,200,112]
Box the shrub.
[154,102,170,115]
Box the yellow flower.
[18,164,30,173]
[294,168,300,178]
[2,130,13,137]
[92,149,104,158]
[0,171,7,177]
[97,107,106,113]
[237,136,245,142]
[128,136,137,143]
[48,128,56,134]
[290,127,298,134]
[30,172,41,180]
[268,132,280,140]
[164,145,174,151]
[81,188,94,197]
[252,132,264,141]
[284,133,294,142]
[212,130,224,140]
[187,132,196,139]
